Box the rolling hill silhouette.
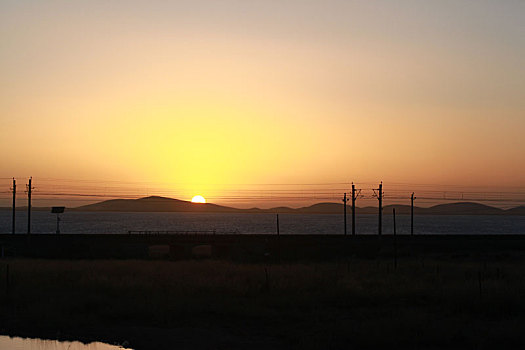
[73,196,238,213]
[67,196,524,215]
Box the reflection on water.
[0,336,133,350]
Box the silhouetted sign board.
[51,207,65,214]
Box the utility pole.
[11,178,16,234]
[393,208,396,236]
[374,182,383,235]
[26,177,33,234]
[276,213,281,263]
[393,208,397,269]
[411,192,416,235]
[342,193,349,235]
[378,182,383,235]
[351,183,361,236]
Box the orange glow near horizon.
[1,1,524,207]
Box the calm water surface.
[0,211,524,235]
[0,336,132,350]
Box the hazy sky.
[1,0,524,205]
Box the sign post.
[51,207,65,234]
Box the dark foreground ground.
[1,235,525,349]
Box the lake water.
[0,335,132,350]
[0,211,524,235]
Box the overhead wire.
[1,178,525,206]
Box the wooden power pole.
[342,193,349,235]
[393,208,396,236]
[11,178,16,234]
[393,207,397,269]
[351,183,361,236]
[375,182,383,236]
[411,192,416,235]
[27,177,33,234]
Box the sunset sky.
[1,0,524,207]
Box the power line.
[2,177,525,208]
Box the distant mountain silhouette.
[423,202,504,215]
[72,196,238,213]
[297,203,343,214]
[63,196,525,215]
[505,206,525,215]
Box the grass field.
[2,253,525,349]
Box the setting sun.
[191,195,206,204]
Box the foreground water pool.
[0,335,133,349]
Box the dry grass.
[2,257,525,349]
